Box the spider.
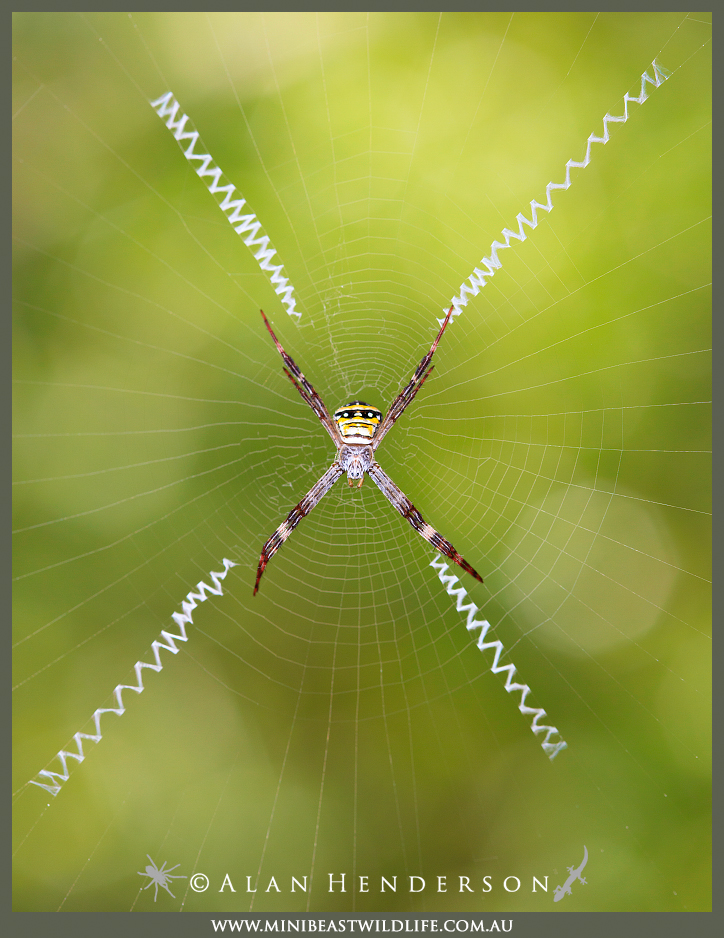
[254,304,484,595]
[137,855,186,901]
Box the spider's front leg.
[254,462,344,595]
[368,462,483,585]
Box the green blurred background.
[13,12,710,913]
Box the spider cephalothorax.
[254,306,483,594]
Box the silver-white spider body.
[339,443,374,482]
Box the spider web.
[12,11,711,916]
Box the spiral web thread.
[441,58,671,327]
[153,60,669,760]
[430,556,567,759]
[26,57,675,792]
[150,91,300,320]
[28,559,237,797]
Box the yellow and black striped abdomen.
[333,400,382,441]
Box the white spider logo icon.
[137,855,186,901]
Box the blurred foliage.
[13,11,710,914]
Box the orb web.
[13,11,710,914]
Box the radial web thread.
[29,58,676,786]
[430,555,567,760]
[441,59,671,326]
[28,559,237,797]
[150,92,300,320]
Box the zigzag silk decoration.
[441,59,670,326]
[29,559,237,796]
[28,58,674,792]
[430,556,567,759]
[150,92,300,320]
[428,58,671,755]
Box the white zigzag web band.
[134,63,668,764]
[441,58,671,327]
[29,558,237,797]
[150,92,300,320]
[430,555,567,760]
[429,57,672,754]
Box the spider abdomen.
[333,401,382,441]
[339,444,373,481]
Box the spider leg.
[373,304,455,449]
[254,462,345,594]
[260,309,339,444]
[368,462,483,584]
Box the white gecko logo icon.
[553,845,588,902]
